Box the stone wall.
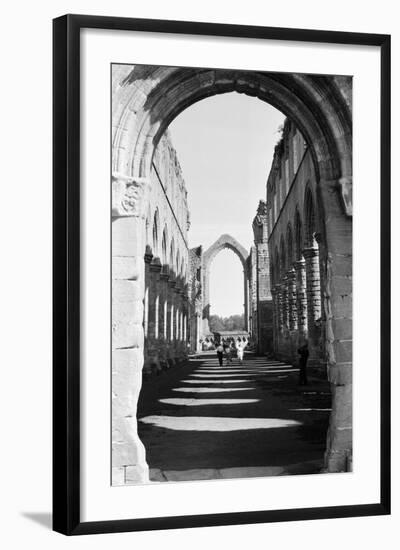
[251,201,274,354]
[267,120,326,367]
[142,132,191,376]
[188,246,203,352]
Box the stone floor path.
[137,352,331,482]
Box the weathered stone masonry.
[112,64,353,483]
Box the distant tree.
[209,313,245,332]
[209,315,225,332]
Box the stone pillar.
[286,268,298,330]
[316,176,353,473]
[303,246,322,323]
[294,258,308,336]
[271,286,279,355]
[202,266,211,336]
[196,313,201,352]
[148,258,162,370]
[281,275,289,330]
[252,200,273,354]
[159,269,169,367]
[303,245,322,364]
[243,271,249,332]
[143,251,154,375]
[143,247,152,345]
[111,174,150,485]
[167,278,176,366]
[274,283,284,357]
[275,283,284,333]
[250,246,258,345]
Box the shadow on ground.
[137,353,331,481]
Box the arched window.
[152,209,160,257]
[161,227,168,266]
[181,258,185,280]
[169,238,175,276]
[176,249,180,278]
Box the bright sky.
[168,93,285,317]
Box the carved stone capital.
[149,257,162,273]
[112,172,150,217]
[286,268,296,281]
[294,259,306,272]
[168,278,177,289]
[144,244,153,264]
[160,270,170,282]
[302,246,319,260]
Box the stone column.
[303,246,321,322]
[143,247,152,345]
[159,269,169,368]
[196,313,202,351]
[167,278,176,366]
[148,258,162,373]
[271,286,279,355]
[275,283,284,333]
[294,258,308,336]
[274,283,284,357]
[281,275,289,330]
[303,246,322,363]
[252,200,273,354]
[202,266,211,335]
[243,270,250,332]
[286,268,298,331]
[142,250,153,376]
[148,258,161,338]
[318,176,353,473]
[111,174,150,485]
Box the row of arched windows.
[146,208,188,280]
[271,186,318,284]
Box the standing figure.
[298,341,309,385]
[216,343,224,366]
[224,342,232,365]
[236,338,247,364]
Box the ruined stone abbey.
[112,65,352,484]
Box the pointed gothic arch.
[112,66,353,483]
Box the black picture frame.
[53,14,391,536]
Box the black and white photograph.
[111,64,353,486]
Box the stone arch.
[202,234,250,336]
[203,233,249,270]
[112,66,353,483]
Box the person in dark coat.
[298,341,309,385]
[216,343,224,366]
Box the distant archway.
[202,234,249,336]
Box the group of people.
[214,338,310,386]
[215,339,248,366]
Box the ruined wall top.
[252,200,269,244]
